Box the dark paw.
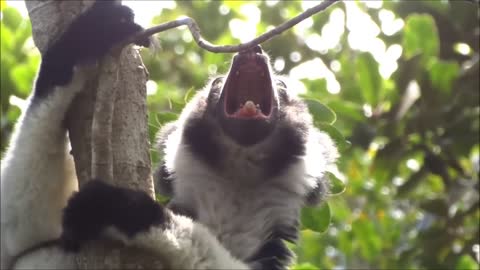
[45,1,148,66]
[60,180,168,252]
[35,1,149,97]
[50,0,148,64]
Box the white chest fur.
[172,149,305,260]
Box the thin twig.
[128,0,339,53]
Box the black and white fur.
[152,47,339,269]
[1,1,338,269]
[0,1,151,269]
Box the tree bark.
[26,0,160,268]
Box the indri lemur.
[0,1,338,269]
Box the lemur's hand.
[35,1,149,96]
[46,1,149,64]
[60,180,168,252]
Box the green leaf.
[403,14,439,64]
[12,19,32,52]
[183,87,196,104]
[428,59,459,93]
[305,99,336,125]
[316,123,350,152]
[455,255,479,270]
[302,79,327,101]
[155,193,171,205]
[326,100,363,122]
[284,240,297,251]
[301,203,331,233]
[10,57,40,97]
[291,263,320,270]
[352,219,382,261]
[1,24,14,52]
[2,7,23,31]
[327,172,346,195]
[154,112,178,126]
[355,52,382,106]
[6,103,21,122]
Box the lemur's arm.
[0,2,148,268]
[61,180,250,270]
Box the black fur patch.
[219,117,276,146]
[61,180,168,252]
[305,179,328,205]
[271,224,299,242]
[154,162,175,196]
[183,118,221,168]
[277,88,290,104]
[248,224,298,270]
[248,238,293,270]
[167,201,198,220]
[264,125,306,178]
[34,1,148,99]
[250,257,286,270]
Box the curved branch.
[129,0,340,53]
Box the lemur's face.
[207,46,282,146]
[174,46,313,176]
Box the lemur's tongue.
[236,100,258,117]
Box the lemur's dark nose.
[233,45,267,66]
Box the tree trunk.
[26,1,163,268]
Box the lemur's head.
[213,46,279,145]
[157,45,336,183]
[196,45,312,148]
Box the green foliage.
[403,14,439,64]
[301,203,331,233]
[428,59,460,94]
[0,5,38,150]
[291,262,321,270]
[1,1,479,269]
[355,52,382,106]
[305,99,336,125]
[456,255,480,270]
[328,172,346,195]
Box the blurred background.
[1,1,479,269]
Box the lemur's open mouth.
[223,49,273,119]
